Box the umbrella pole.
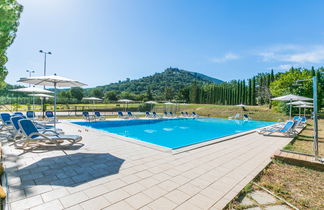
[289,99,292,119]
[32,95,35,111]
[299,107,301,117]
[54,82,57,130]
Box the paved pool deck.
[2,120,295,210]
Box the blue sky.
[6,0,324,87]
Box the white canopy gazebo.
[145,101,158,112]
[118,99,134,112]
[272,94,313,119]
[82,97,103,113]
[18,74,87,129]
[294,104,314,117]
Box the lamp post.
[39,50,52,80]
[26,70,35,87]
[39,50,52,118]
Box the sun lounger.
[145,112,152,118]
[257,120,296,137]
[45,111,55,122]
[229,113,240,119]
[82,111,93,121]
[180,112,187,117]
[169,112,177,117]
[13,112,24,116]
[0,113,13,131]
[127,112,137,119]
[152,112,160,118]
[94,112,105,120]
[16,119,81,149]
[10,116,63,140]
[118,112,128,119]
[191,112,199,118]
[26,111,36,120]
[243,114,252,120]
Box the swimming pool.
[73,118,275,149]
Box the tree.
[91,88,103,98]
[164,87,173,101]
[104,90,117,101]
[70,87,84,102]
[0,0,23,89]
[146,87,153,100]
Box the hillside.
[88,68,223,96]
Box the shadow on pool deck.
[11,153,125,192]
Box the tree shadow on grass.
[10,153,125,193]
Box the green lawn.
[0,103,304,122]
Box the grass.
[1,103,289,121]
[176,104,288,121]
[255,160,324,210]
[284,119,324,156]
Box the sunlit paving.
[0,0,323,209]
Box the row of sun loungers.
[257,116,307,137]
[0,112,82,150]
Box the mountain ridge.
[86,68,223,97]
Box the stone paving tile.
[41,188,70,202]
[59,192,89,208]
[10,195,43,210]
[103,189,131,204]
[146,197,178,210]
[84,184,109,198]
[164,189,191,205]
[103,200,134,210]
[79,196,110,210]
[30,199,64,210]
[125,192,154,209]
[121,182,146,195]
[250,191,277,205]
[142,185,168,200]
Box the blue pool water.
[73,118,275,149]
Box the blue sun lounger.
[0,113,13,131]
[17,119,81,149]
[94,112,105,120]
[192,112,199,118]
[26,111,36,120]
[10,116,63,140]
[258,120,296,136]
[118,112,128,119]
[45,111,55,122]
[82,111,93,121]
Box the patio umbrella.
[82,97,103,113]
[18,75,87,129]
[164,102,174,113]
[28,93,54,98]
[272,94,313,119]
[287,101,313,116]
[28,94,54,115]
[118,99,133,112]
[145,101,158,112]
[294,104,314,117]
[235,104,246,107]
[10,87,53,110]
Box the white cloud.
[258,45,324,64]
[268,64,294,71]
[211,53,240,63]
